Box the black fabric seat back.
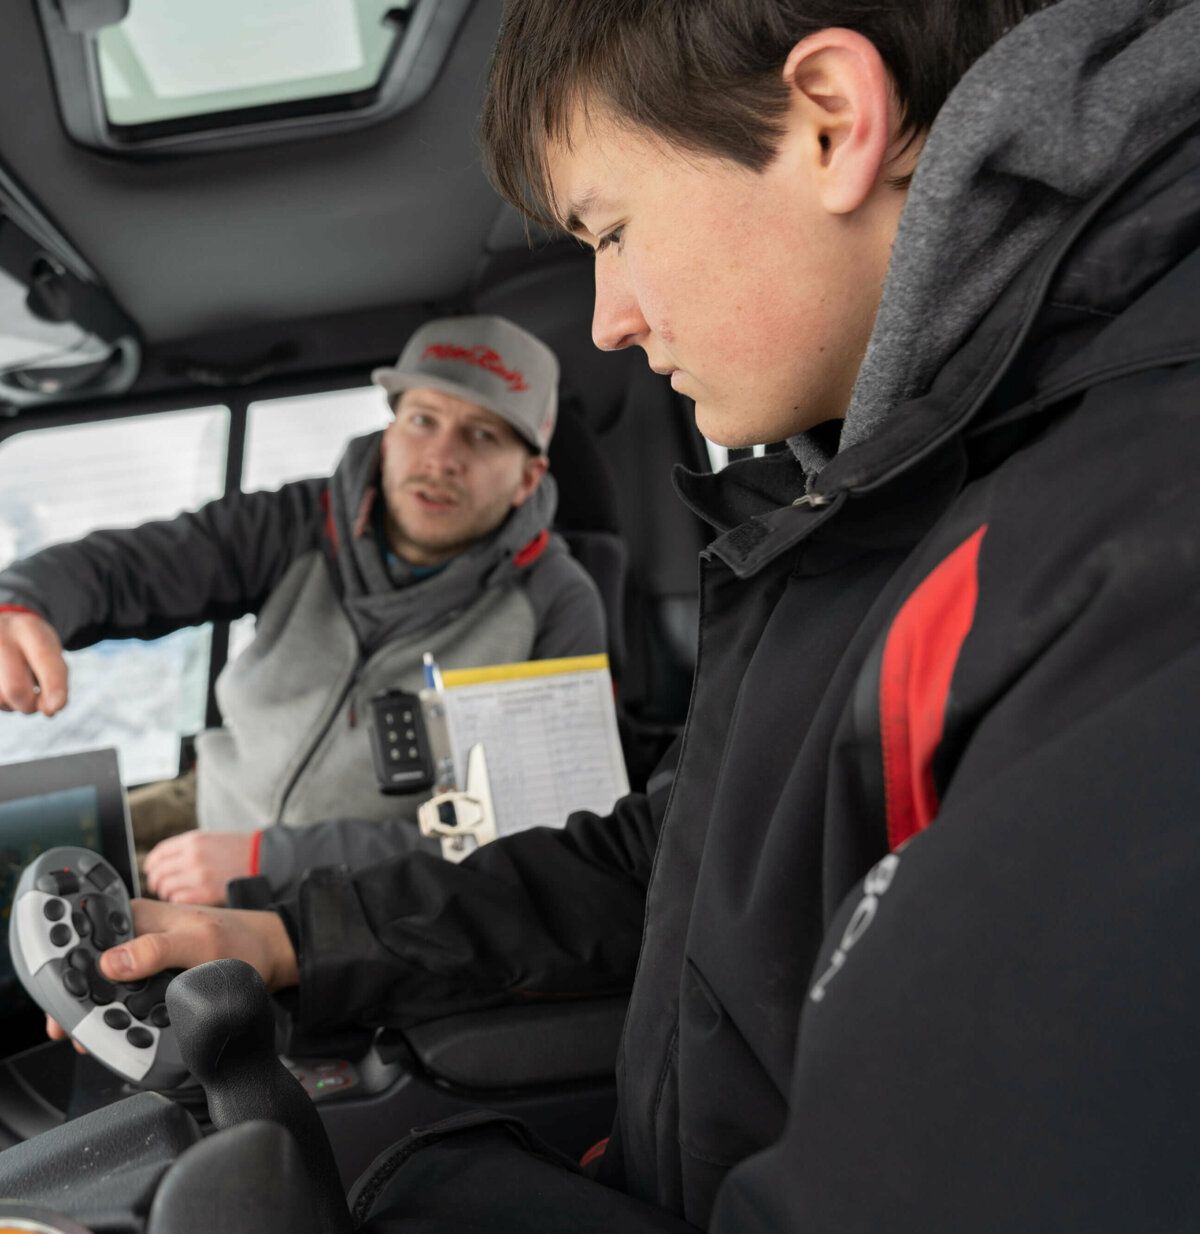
[545,398,628,677]
[559,527,628,677]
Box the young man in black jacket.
[51,0,1200,1229]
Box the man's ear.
[779,28,899,216]
[511,454,549,508]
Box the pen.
[422,651,444,693]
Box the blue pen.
[422,651,444,692]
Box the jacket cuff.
[294,864,390,1032]
[0,579,54,625]
[273,899,303,962]
[255,823,299,897]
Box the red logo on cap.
[422,344,529,393]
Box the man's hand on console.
[45,898,299,1047]
[0,609,68,715]
[144,830,257,905]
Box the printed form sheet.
[439,656,629,836]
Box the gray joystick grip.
[166,959,352,1234]
[8,846,187,1089]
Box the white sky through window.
[117,0,365,99]
[95,0,410,125]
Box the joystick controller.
[8,846,188,1089]
[167,960,353,1234]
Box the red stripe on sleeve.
[580,1136,609,1168]
[879,525,987,850]
[248,829,264,877]
[0,605,37,616]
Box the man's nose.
[592,261,648,352]
[424,430,467,474]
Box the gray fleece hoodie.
[791,0,1200,481]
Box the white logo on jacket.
[809,853,901,1004]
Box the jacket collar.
[678,111,1200,579]
[817,113,1200,500]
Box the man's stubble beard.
[383,483,485,566]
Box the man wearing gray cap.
[0,315,606,903]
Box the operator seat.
[547,394,628,680]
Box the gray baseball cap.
[371,315,559,453]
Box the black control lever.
[166,959,353,1234]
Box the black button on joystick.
[82,895,118,949]
[71,909,91,939]
[87,862,119,891]
[108,910,131,936]
[126,1027,154,1049]
[149,1003,171,1028]
[127,973,173,1021]
[104,1007,131,1030]
[67,947,93,973]
[49,923,71,948]
[42,898,66,922]
[90,976,118,1006]
[62,969,88,998]
[36,870,79,896]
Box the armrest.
[0,1091,200,1228]
[149,1120,325,1234]
[400,996,628,1091]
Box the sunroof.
[36,0,469,155]
[96,0,411,127]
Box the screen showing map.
[0,786,101,1004]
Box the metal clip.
[417,743,497,863]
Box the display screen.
[0,786,101,1000]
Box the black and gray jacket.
[276,3,1200,1230]
[0,431,605,842]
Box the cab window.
[0,387,389,780]
[0,407,228,782]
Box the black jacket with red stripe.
[291,114,1200,1230]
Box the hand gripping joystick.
[166,959,353,1234]
[8,846,188,1089]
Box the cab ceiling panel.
[0,0,507,346]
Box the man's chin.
[693,401,767,451]
[398,543,463,568]
[694,398,839,451]
[388,521,468,567]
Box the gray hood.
[791,0,1200,480]
[325,430,558,651]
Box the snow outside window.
[0,408,229,784]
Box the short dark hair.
[481,0,1059,228]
